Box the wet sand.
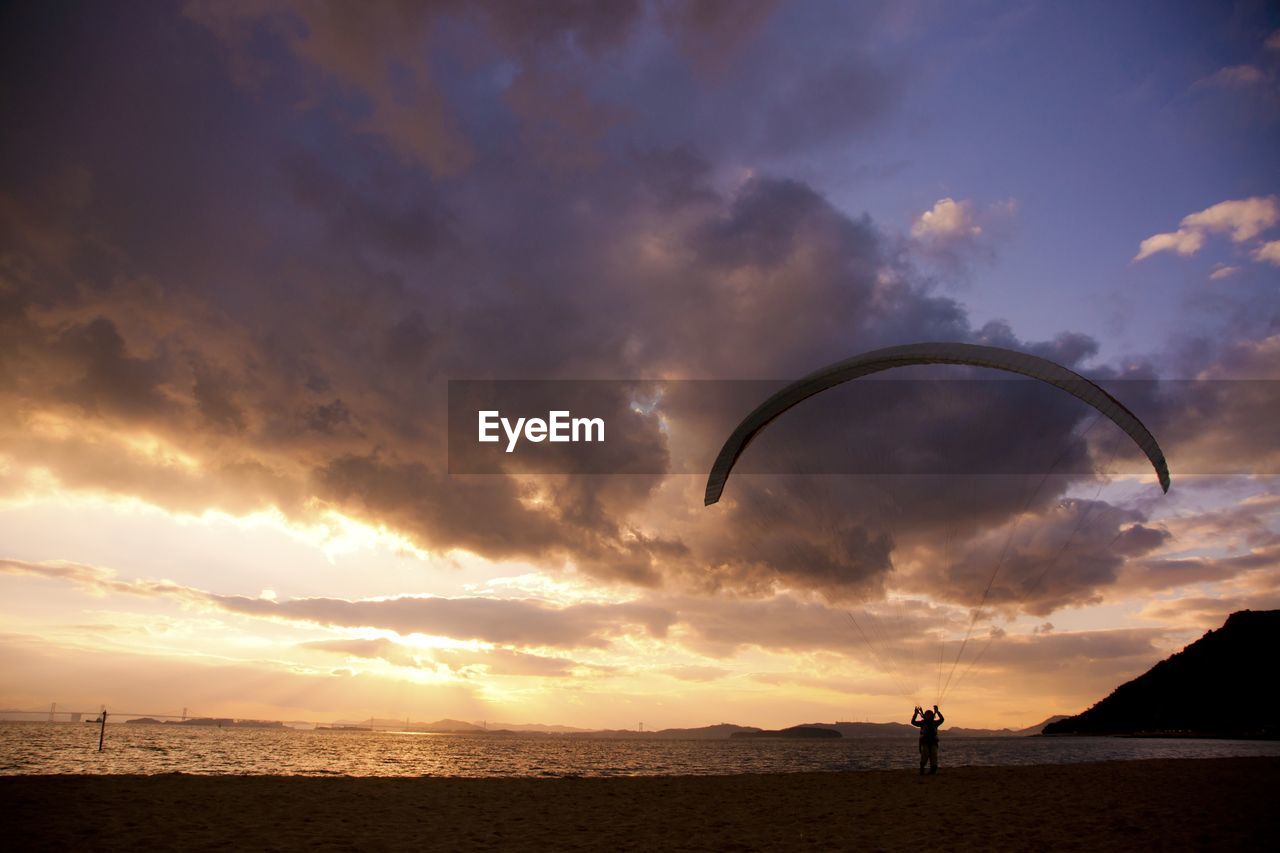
[7,757,1277,851]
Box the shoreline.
[8,757,1278,851]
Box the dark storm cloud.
[915,499,1171,616]
[0,0,921,591]
[311,455,563,560]
[56,318,173,419]
[656,0,782,75]
[183,0,884,170]
[2,1,1276,618]
[676,357,1125,602]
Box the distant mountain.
[799,721,916,738]
[654,723,761,739]
[477,722,592,734]
[1043,610,1279,738]
[947,716,1069,737]
[419,719,484,732]
[568,723,761,740]
[332,717,482,732]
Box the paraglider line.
[846,610,912,699]
[940,413,1106,700]
[941,423,1123,702]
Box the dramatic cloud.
[301,637,581,677]
[9,551,1205,698]
[1253,240,1280,266]
[1135,196,1279,262]
[1134,228,1205,260]
[214,593,674,648]
[955,626,1177,704]
[909,197,1016,275]
[2,1,1278,730]
[912,198,982,241]
[0,558,205,602]
[0,2,918,594]
[1181,197,1279,242]
[0,44,1005,599]
[8,0,1221,619]
[1121,545,1280,596]
[0,558,672,649]
[907,500,1170,616]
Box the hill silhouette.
[730,725,842,739]
[1043,610,1279,738]
[331,718,481,733]
[567,723,761,740]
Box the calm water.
[3,723,1279,777]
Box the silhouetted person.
[911,705,944,775]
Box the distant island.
[730,726,841,739]
[324,718,483,733]
[125,717,284,729]
[1044,610,1278,739]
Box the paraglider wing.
[704,342,1170,505]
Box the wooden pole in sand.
[98,709,107,752]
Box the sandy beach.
[7,757,1277,851]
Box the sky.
[1,0,1278,731]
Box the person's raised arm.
[933,705,944,725]
[911,706,922,726]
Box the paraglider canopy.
[704,341,1170,506]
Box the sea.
[3,722,1280,777]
